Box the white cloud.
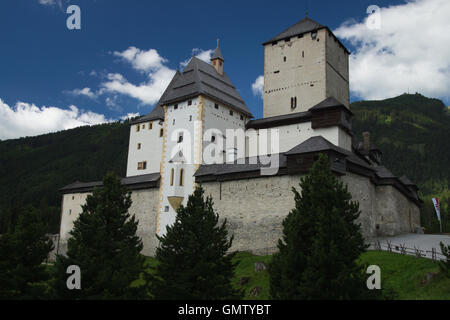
[120,113,140,121]
[113,47,167,72]
[180,48,213,68]
[68,87,97,99]
[334,0,450,101]
[252,75,264,98]
[38,0,62,7]
[0,98,109,140]
[101,47,176,106]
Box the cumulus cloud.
[180,48,214,68]
[0,98,109,140]
[120,113,140,121]
[101,47,176,106]
[252,75,264,98]
[334,0,450,101]
[37,0,62,7]
[67,87,98,99]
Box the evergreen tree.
[150,185,241,300]
[0,206,54,299]
[51,172,146,299]
[269,154,379,300]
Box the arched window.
[179,169,184,186]
[170,168,174,186]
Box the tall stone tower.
[262,17,350,118]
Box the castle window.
[160,129,164,137]
[188,100,192,106]
[274,70,280,74]
[211,135,216,143]
[179,169,184,186]
[142,124,145,129]
[302,51,305,58]
[215,103,219,109]
[149,122,152,130]
[170,168,174,186]
[240,115,244,121]
[137,143,141,150]
[178,133,183,143]
[312,32,317,40]
[229,110,233,116]
[137,161,147,170]
[136,125,140,132]
[189,115,192,122]
[174,104,178,110]
[283,56,286,62]
[173,119,175,125]
[285,37,290,42]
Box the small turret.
[210,39,224,75]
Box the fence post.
[387,240,392,253]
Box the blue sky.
[0,0,449,139]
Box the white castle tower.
[126,44,253,236]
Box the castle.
[57,17,422,256]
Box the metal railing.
[369,239,447,261]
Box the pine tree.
[269,154,379,300]
[51,172,146,299]
[150,185,241,300]
[0,206,54,299]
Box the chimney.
[363,132,370,153]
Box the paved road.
[368,233,450,260]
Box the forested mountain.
[0,93,448,234]
[0,121,130,233]
[351,93,450,196]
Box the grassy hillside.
[0,93,449,233]
[138,251,450,300]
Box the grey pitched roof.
[60,173,161,193]
[130,70,181,125]
[263,17,325,45]
[285,136,347,155]
[262,17,351,54]
[309,97,352,114]
[159,57,253,117]
[246,111,311,129]
[194,154,287,177]
[399,175,415,186]
[374,166,396,179]
[211,46,224,61]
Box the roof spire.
[211,39,224,75]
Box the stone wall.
[201,172,421,255]
[57,173,421,257]
[57,188,159,257]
